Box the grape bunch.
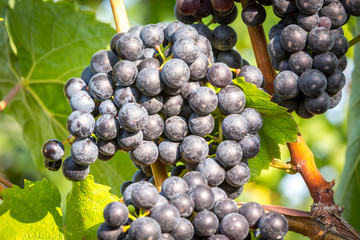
[41,6,266,183]
[97,174,288,240]
[252,0,358,118]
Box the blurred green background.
[0,0,355,239]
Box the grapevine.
[0,0,359,239]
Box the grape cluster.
[41,9,266,183]
[39,1,292,238]
[98,173,288,240]
[254,0,356,118]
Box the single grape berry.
[180,135,209,163]
[151,204,181,233]
[274,71,300,99]
[213,198,239,220]
[288,51,313,75]
[97,222,123,240]
[67,111,95,139]
[42,139,64,161]
[169,218,194,240]
[313,52,338,76]
[189,184,215,211]
[297,13,319,31]
[222,114,249,141]
[136,67,164,96]
[158,140,181,165]
[44,159,62,171]
[189,87,218,115]
[299,69,327,97]
[131,181,159,209]
[118,103,149,132]
[188,113,214,137]
[62,156,90,182]
[217,86,246,115]
[220,213,249,240]
[172,37,200,65]
[239,202,265,229]
[170,193,195,218]
[196,158,226,187]
[128,217,162,240]
[241,2,266,27]
[239,65,264,88]
[103,201,129,228]
[307,27,335,54]
[192,210,219,237]
[69,90,95,113]
[71,138,98,166]
[164,116,188,141]
[212,25,237,51]
[259,212,288,239]
[295,0,323,14]
[64,77,86,99]
[280,24,307,53]
[161,59,190,88]
[130,140,159,166]
[239,134,261,159]
[116,33,145,61]
[176,0,201,15]
[90,50,118,74]
[140,24,164,48]
[304,92,331,115]
[112,60,138,87]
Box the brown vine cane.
[239,0,360,239]
[110,0,169,190]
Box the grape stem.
[128,213,137,221]
[61,135,76,145]
[0,82,23,112]
[155,45,166,63]
[349,33,360,48]
[270,159,297,174]
[229,68,241,77]
[0,176,13,199]
[110,0,169,189]
[110,0,130,32]
[121,225,130,233]
[205,18,215,26]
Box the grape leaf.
[0,175,119,239]
[336,18,360,230]
[0,179,65,239]
[90,151,138,196]
[233,78,298,178]
[0,0,116,169]
[64,175,119,239]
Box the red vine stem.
[110,0,168,189]
[0,176,13,198]
[0,82,23,112]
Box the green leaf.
[0,0,116,168]
[336,18,360,230]
[64,175,119,240]
[90,151,138,196]
[0,179,64,239]
[233,78,298,178]
[0,175,119,239]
